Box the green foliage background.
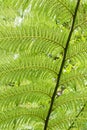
[0,0,87,129]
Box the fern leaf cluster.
[0,0,87,129]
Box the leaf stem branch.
[68,103,86,130]
[44,0,81,129]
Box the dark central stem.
[44,0,81,129]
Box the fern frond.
[0,25,68,53]
[0,107,46,129]
[0,81,54,109]
[59,67,87,91]
[0,54,61,85]
[54,90,87,108]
